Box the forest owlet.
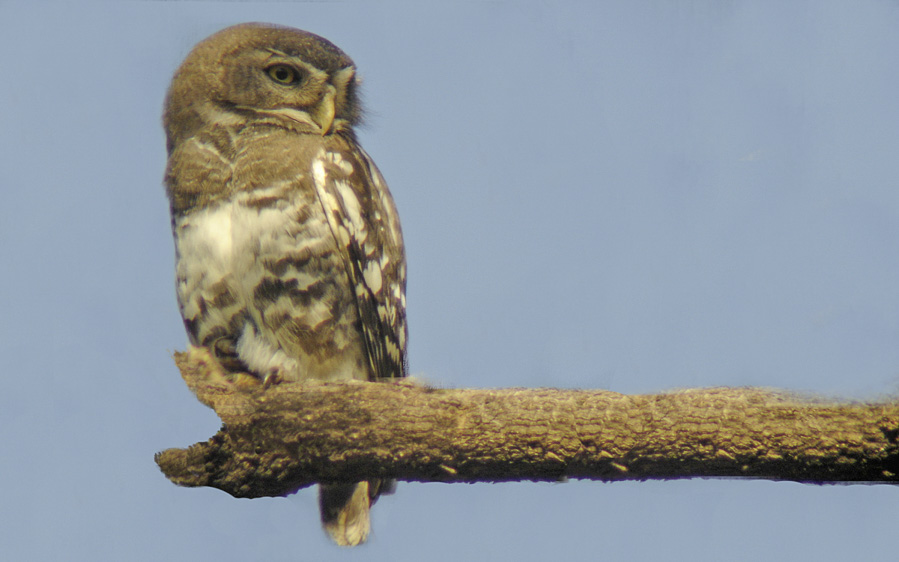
[163,22,407,546]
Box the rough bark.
[155,348,899,498]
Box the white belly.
[173,192,366,382]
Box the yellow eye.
[266,64,301,85]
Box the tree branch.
[156,348,899,498]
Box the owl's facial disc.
[228,50,345,135]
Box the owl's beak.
[311,85,337,135]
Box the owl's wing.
[310,141,408,380]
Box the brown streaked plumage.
[163,22,407,547]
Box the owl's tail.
[319,481,386,546]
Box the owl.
[163,23,407,546]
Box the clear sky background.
[2,1,898,560]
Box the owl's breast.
[173,198,249,351]
[175,200,235,269]
[173,175,369,382]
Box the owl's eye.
[266,64,301,85]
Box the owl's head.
[164,23,362,151]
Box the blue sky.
[2,2,898,560]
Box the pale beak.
[311,85,337,135]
